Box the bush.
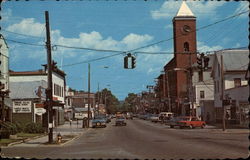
[1,122,18,135]
[24,122,44,133]
[0,130,11,138]
[14,122,25,133]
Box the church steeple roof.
[176,1,195,17]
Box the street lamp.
[169,68,194,117]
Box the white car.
[150,114,160,123]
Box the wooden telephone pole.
[45,11,53,143]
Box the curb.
[7,134,47,147]
[60,128,90,146]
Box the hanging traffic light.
[124,53,136,69]
[131,56,136,69]
[124,56,128,69]
[203,56,210,70]
[197,53,204,72]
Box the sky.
[1,0,249,100]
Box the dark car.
[92,118,107,128]
[166,116,182,128]
[115,117,126,126]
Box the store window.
[200,90,205,99]
[234,78,241,87]
[184,42,189,52]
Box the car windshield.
[117,117,125,120]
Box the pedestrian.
[206,112,210,124]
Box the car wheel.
[170,125,174,128]
[190,125,195,129]
[201,124,205,129]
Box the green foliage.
[122,93,138,113]
[14,122,26,133]
[1,122,18,135]
[0,130,11,139]
[96,88,120,114]
[24,122,44,133]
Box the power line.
[3,37,45,47]
[1,28,45,39]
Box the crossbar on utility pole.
[45,11,53,143]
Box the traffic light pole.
[87,63,91,128]
[45,11,53,143]
[221,55,226,131]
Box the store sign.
[35,108,46,115]
[13,101,32,113]
[75,112,88,119]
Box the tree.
[122,93,138,113]
[95,88,119,114]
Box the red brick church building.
[163,1,197,116]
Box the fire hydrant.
[57,133,62,143]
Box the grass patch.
[0,139,19,146]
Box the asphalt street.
[1,118,249,159]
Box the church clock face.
[181,25,191,35]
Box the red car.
[177,116,206,129]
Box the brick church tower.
[164,1,197,115]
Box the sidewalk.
[204,124,249,134]
[8,120,88,147]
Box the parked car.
[165,116,183,128]
[126,113,133,120]
[177,116,206,129]
[159,112,174,122]
[150,114,160,123]
[115,117,127,126]
[92,117,107,128]
[95,114,110,123]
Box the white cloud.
[197,41,223,53]
[121,33,153,50]
[6,18,45,37]
[151,1,226,20]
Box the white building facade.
[192,54,214,120]
[0,34,9,91]
[211,48,249,123]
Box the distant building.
[211,48,249,123]
[69,91,95,119]
[64,86,74,120]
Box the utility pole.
[87,63,91,128]
[45,11,53,143]
[189,52,194,117]
[221,55,226,131]
[97,82,100,115]
[166,72,171,112]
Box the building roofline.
[9,70,47,76]
[0,34,9,49]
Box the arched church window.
[184,42,189,52]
